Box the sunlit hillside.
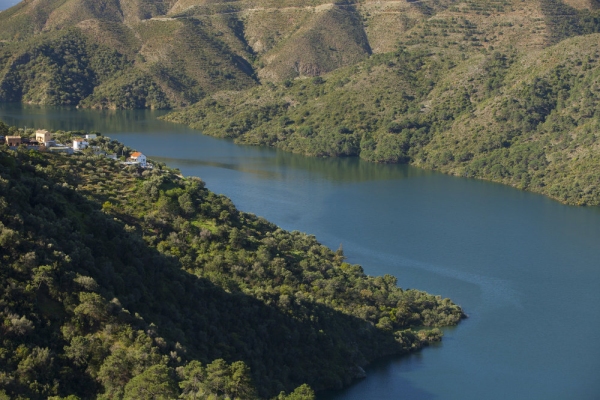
[1,0,600,204]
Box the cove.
[1,103,599,399]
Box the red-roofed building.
[129,152,147,167]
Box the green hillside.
[0,0,258,108]
[160,0,600,206]
[5,0,596,109]
[1,0,600,205]
[164,34,600,205]
[0,123,464,399]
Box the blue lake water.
[1,104,599,399]
[0,0,19,12]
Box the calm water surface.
[2,104,599,399]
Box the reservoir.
[1,104,599,399]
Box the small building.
[129,151,147,167]
[85,133,97,140]
[35,130,52,145]
[73,138,89,151]
[6,136,22,147]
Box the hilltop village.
[0,129,151,168]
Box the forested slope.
[2,0,600,205]
[0,123,464,399]
[165,33,600,205]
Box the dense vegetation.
[0,20,256,109]
[2,0,600,205]
[0,124,464,399]
[164,34,600,205]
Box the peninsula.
[0,124,464,399]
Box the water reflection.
[0,103,173,134]
[154,152,431,183]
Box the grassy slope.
[0,128,464,399]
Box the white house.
[73,138,89,150]
[85,133,97,140]
[129,151,147,167]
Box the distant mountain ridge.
[2,0,596,109]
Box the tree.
[73,292,109,326]
[204,359,229,397]
[0,121,8,136]
[123,364,178,400]
[227,361,257,399]
[97,349,134,398]
[178,360,206,400]
[274,384,315,400]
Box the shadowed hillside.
[0,125,464,399]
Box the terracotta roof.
[73,138,86,142]
[130,152,143,158]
